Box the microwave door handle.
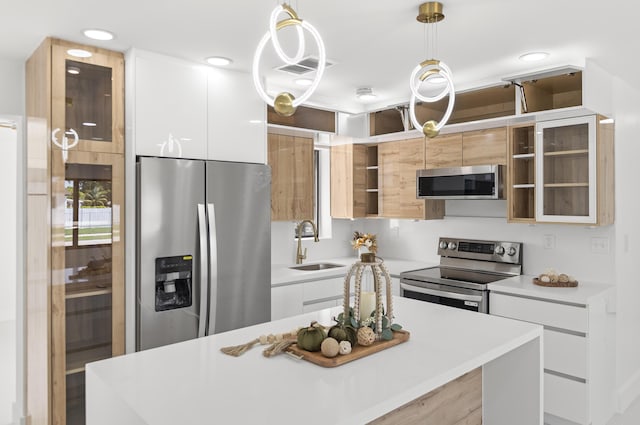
[400,282,483,303]
[206,203,218,336]
[197,204,209,338]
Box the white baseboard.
[616,369,640,413]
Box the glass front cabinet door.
[51,40,124,155]
[536,115,600,224]
[51,150,124,425]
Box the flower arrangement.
[351,231,377,253]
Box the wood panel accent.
[26,38,52,425]
[50,39,124,155]
[330,144,367,218]
[267,133,314,221]
[424,133,462,168]
[379,138,444,220]
[462,127,508,166]
[267,105,336,133]
[26,196,51,425]
[369,367,482,425]
[596,115,615,225]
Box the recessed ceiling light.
[206,56,232,67]
[519,52,549,62]
[83,29,114,41]
[356,87,377,101]
[67,66,80,75]
[294,78,313,87]
[67,49,92,58]
[82,122,97,127]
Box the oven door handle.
[400,282,483,302]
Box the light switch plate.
[591,236,610,254]
[543,234,555,250]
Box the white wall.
[611,75,640,411]
[271,219,354,265]
[0,58,25,116]
[356,216,615,283]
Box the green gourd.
[328,324,357,347]
[297,321,326,352]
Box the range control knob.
[494,246,505,255]
[447,242,457,250]
[507,247,517,256]
[439,241,448,249]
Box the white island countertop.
[87,297,543,425]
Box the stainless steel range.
[400,237,523,313]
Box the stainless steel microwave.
[416,165,504,200]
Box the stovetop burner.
[404,266,511,285]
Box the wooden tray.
[533,277,578,287]
[287,330,410,368]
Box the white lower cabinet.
[271,284,303,321]
[490,290,613,425]
[272,277,346,321]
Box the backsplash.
[270,220,355,265]
[353,216,616,284]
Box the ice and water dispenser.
[155,255,193,311]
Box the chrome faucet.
[295,220,319,264]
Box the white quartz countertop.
[489,274,614,305]
[272,257,436,286]
[86,297,541,425]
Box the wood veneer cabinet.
[26,38,125,425]
[424,127,507,168]
[330,143,367,218]
[378,138,444,219]
[267,133,314,221]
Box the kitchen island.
[86,297,543,425]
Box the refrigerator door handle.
[206,203,218,335]
[197,204,209,338]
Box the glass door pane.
[542,121,590,217]
[65,60,113,143]
[64,162,114,425]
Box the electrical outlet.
[591,237,610,254]
[543,234,555,250]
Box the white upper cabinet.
[207,68,266,163]
[129,49,208,159]
[127,49,266,163]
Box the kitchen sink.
[289,262,345,271]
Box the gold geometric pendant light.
[252,3,326,117]
[408,2,456,138]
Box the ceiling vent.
[276,56,334,75]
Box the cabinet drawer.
[545,329,587,380]
[544,372,588,424]
[303,278,343,302]
[490,293,587,333]
[302,299,337,313]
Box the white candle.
[360,291,376,321]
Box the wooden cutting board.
[287,330,410,368]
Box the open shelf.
[544,183,589,188]
[66,343,112,375]
[544,149,588,157]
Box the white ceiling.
[2,0,636,113]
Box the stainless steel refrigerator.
[136,156,271,351]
